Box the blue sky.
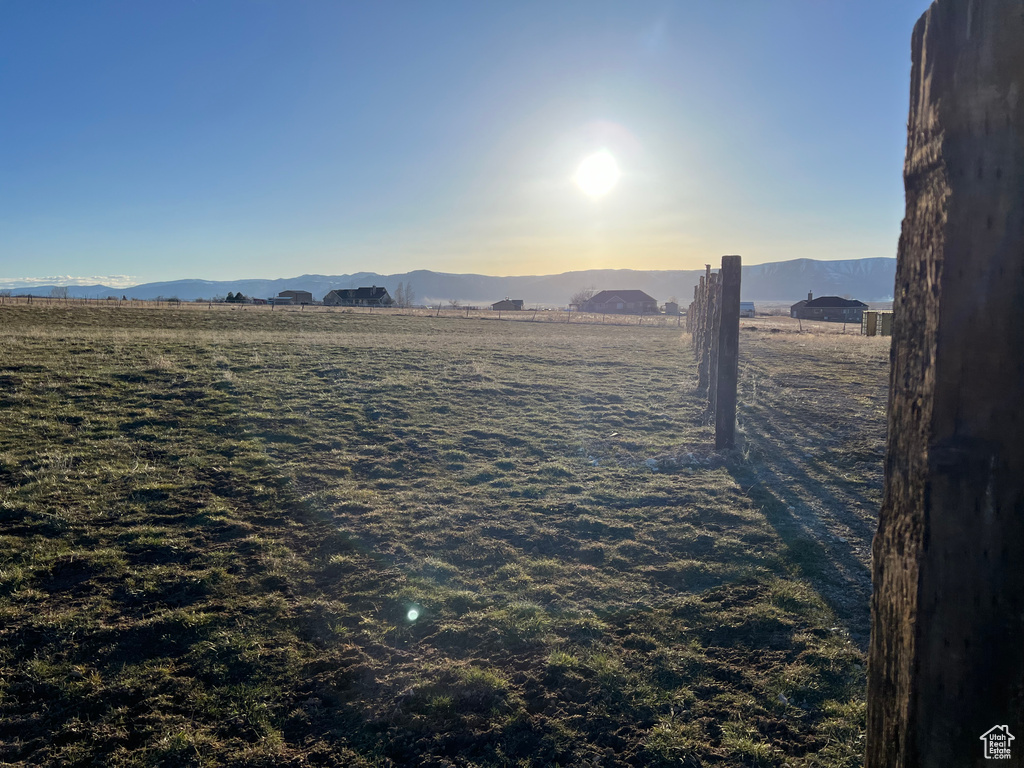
[0,1,932,286]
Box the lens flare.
[573,150,621,198]
[407,608,420,621]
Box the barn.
[277,290,314,305]
[492,298,524,311]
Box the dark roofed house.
[790,291,812,317]
[581,290,658,315]
[791,292,867,322]
[491,298,524,311]
[324,286,393,307]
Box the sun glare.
[573,150,621,198]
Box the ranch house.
[580,290,658,315]
[324,286,394,307]
[790,292,868,323]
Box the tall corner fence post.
[866,2,1024,765]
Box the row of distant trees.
[18,285,424,306]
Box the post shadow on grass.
[737,404,879,544]
[725,450,873,651]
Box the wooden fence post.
[866,2,1024,765]
[715,255,741,450]
[707,272,721,417]
[692,276,705,354]
[697,269,713,393]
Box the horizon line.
[1,255,897,290]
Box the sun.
[573,150,621,198]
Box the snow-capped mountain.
[10,258,897,306]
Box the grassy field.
[0,305,889,767]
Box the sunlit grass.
[0,303,886,766]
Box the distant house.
[790,292,812,317]
[278,290,313,305]
[663,301,680,315]
[791,292,867,322]
[581,290,658,315]
[740,302,756,318]
[492,298,524,311]
[323,286,393,307]
[268,296,293,305]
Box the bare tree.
[569,286,595,310]
[50,286,70,300]
[447,298,461,309]
[393,282,415,308]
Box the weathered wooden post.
[697,266,716,394]
[715,255,741,450]
[692,277,705,352]
[687,284,697,334]
[696,274,704,360]
[867,2,1024,765]
[707,272,721,417]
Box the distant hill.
[11,257,897,306]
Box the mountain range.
[8,257,897,306]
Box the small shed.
[663,301,680,315]
[861,310,894,336]
[492,298,524,311]
[740,302,756,318]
